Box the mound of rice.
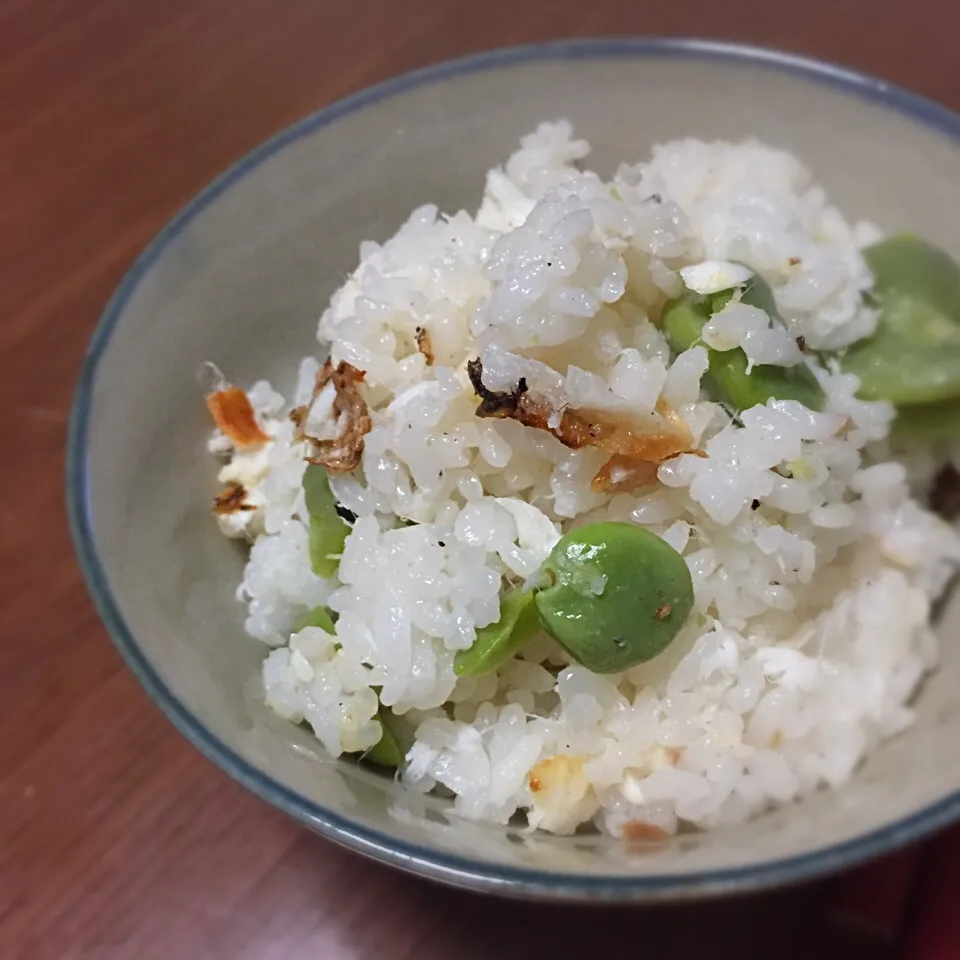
[208,122,960,838]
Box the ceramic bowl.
[68,38,960,901]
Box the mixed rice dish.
[205,122,960,839]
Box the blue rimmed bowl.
[68,38,960,901]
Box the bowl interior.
[74,44,960,897]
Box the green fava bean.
[662,284,826,413]
[454,588,540,677]
[293,605,336,634]
[534,522,694,674]
[864,234,960,320]
[738,270,780,319]
[365,706,404,769]
[302,464,350,578]
[841,235,960,405]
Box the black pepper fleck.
[751,499,760,511]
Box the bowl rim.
[67,36,960,901]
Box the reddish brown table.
[3,3,958,957]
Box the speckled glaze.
[68,39,960,901]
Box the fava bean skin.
[453,588,540,677]
[293,605,336,634]
[302,464,350,578]
[365,709,404,768]
[864,234,960,321]
[534,522,694,674]
[662,284,826,413]
[842,235,960,406]
[738,271,779,319]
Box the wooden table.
[3,2,958,957]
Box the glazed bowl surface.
[69,38,960,901]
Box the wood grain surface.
[2,2,958,958]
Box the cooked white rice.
[209,122,960,838]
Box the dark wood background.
[3,2,959,958]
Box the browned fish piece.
[291,359,372,473]
[206,387,270,449]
